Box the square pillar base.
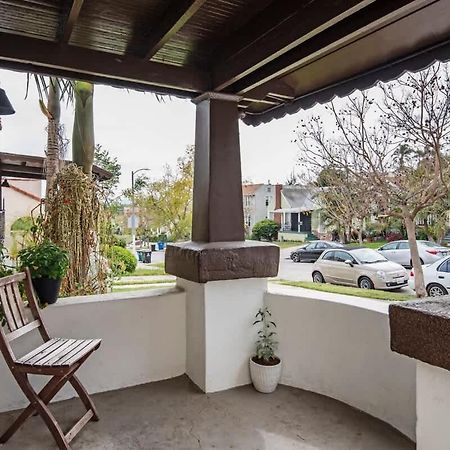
[165,241,279,283]
[178,277,268,393]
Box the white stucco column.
[178,277,268,393]
[417,361,450,450]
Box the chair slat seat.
[17,338,101,369]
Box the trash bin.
[141,250,152,263]
[157,241,165,250]
[150,244,156,252]
[136,250,143,262]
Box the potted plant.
[18,241,69,305]
[250,307,282,393]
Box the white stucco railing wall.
[265,285,417,441]
[0,288,186,413]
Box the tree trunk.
[45,77,61,196]
[357,219,363,244]
[72,81,95,175]
[404,215,427,298]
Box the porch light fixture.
[0,88,15,116]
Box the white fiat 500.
[312,247,408,290]
[409,256,450,296]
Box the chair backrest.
[0,268,49,365]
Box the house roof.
[280,186,319,211]
[242,184,263,196]
[0,152,113,181]
[0,1,448,125]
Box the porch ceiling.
[0,0,449,125]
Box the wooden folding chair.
[0,268,101,449]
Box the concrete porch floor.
[0,376,413,450]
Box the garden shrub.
[251,219,280,241]
[112,235,127,248]
[108,246,137,275]
[386,231,404,242]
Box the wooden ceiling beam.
[0,32,209,96]
[142,0,207,60]
[59,0,85,43]
[212,0,371,91]
[225,0,426,95]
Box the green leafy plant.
[108,246,137,275]
[251,219,280,242]
[18,241,69,279]
[252,307,279,365]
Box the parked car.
[377,240,449,267]
[409,256,450,296]
[290,240,344,263]
[312,247,408,290]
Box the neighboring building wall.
[3,178,42,251]
[243,183,281,234]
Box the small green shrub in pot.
[18,241,69,305]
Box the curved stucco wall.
[265,286,416,441]
[0,288,186,413]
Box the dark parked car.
[290,240,345,262]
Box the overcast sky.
[0,68,329,192]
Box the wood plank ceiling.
[0,0,449,125]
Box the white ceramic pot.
[249,357,282,393]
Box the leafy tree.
[137,146,194,241]
[252,219,280,241]
[94,144,121,200]
[296,63,450,297]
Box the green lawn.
[124,263,167,277]
[275,279,414,301]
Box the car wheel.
[312,271,324,283]
[358,276,374,290]
[426,283,448,297]
[292,253,301,263]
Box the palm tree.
[72,81,95,175]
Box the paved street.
[277,246,314,281]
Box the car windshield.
[350,248,387,264]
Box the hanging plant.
[43,164,111,296]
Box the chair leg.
[13,374,70,450]
[69,375,99,421]
[0,374,70,444]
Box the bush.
[112,235,127,248]
[386,231,404,242]
[108,246,137,275]
[251,219,280,242]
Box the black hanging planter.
[32,277,62,305]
